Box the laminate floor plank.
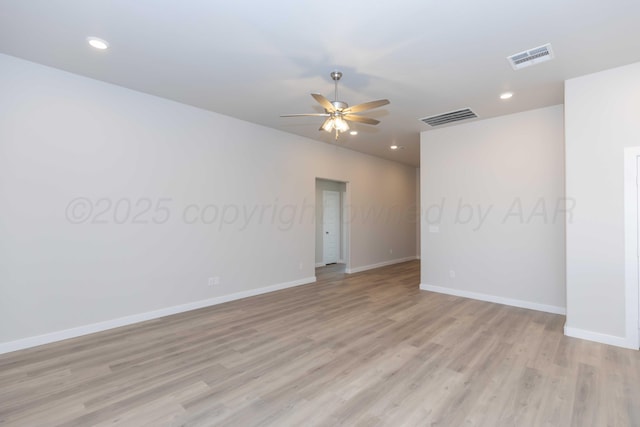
[1,261,639,426]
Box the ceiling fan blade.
[343,114,380,125]
[280,113,331,117]
[311,93,336,112]
[343,99,390,114]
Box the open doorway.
[315,178,349,276]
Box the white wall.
[315,179,346,266]
[0,53,417,351]
[420,105,566,313]
[565,61,640,347]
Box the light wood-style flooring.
[1,261,639,426]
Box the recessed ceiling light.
[500,92,513,100]
[87,37,109,50]
[350,131,358,136]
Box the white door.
[323,190,340,264]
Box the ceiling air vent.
[507,43,554,70]
[420,108,478,127]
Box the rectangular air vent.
[420,108,478,127]
[507,43,554,70]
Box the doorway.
[315,178,349,270]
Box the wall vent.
[420,108,478,127]
[507,43,554,70]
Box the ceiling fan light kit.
[281,71,390,140]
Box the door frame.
[315,178,351,272]
[623,147,640,349]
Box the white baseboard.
[564,325,639,350]
[0,276,317,355]
[346,256,418,274]
[419,283,566,315]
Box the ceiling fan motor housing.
[330,101,348,111]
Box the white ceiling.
[1,0,640,167]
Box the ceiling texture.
[1,0,640,167]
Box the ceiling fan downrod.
[331,70,342,102]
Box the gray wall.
[420,105,566,312]
[565,61,640,344]
[0,53,418,348]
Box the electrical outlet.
[299,262,303,270]
[208,277,215,287]
[208,276,221,286]
[389,248,393,254]
[449,270,456,279]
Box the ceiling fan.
[281,71,390,140]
